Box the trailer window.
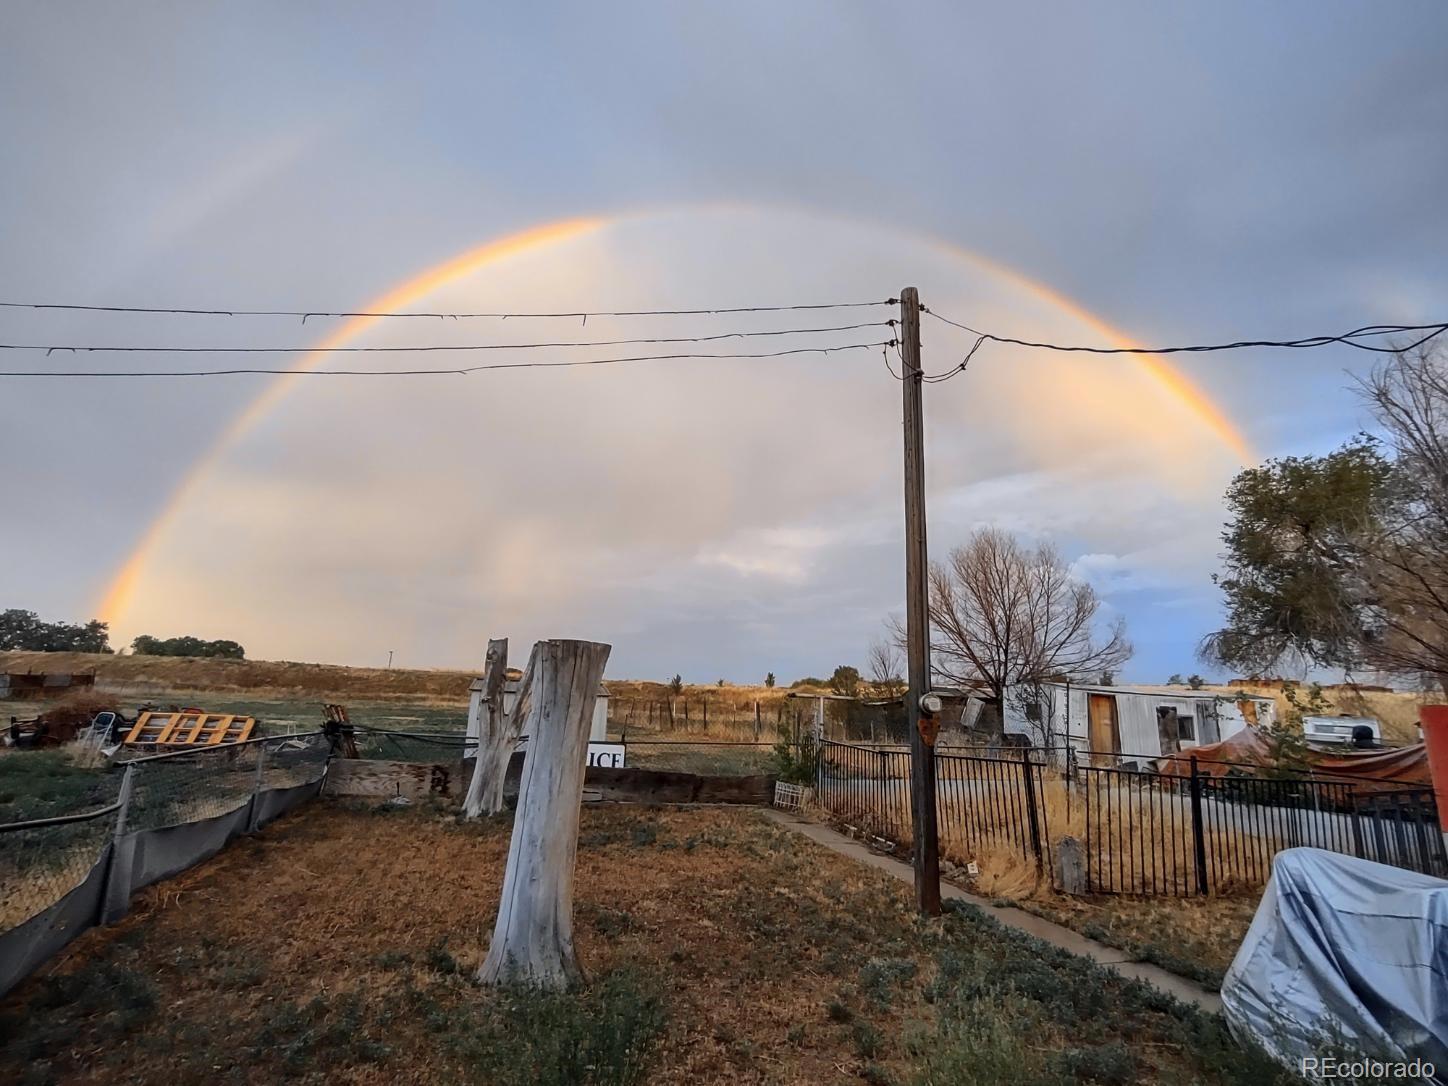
[1178,715,1196,741]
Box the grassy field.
[0,651,475,706]
[0,801,1304,1086]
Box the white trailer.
[1002,682,1276,762]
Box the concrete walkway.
[760,808,1222,1014]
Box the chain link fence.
[0,733,331,997]
[0,803,118,932]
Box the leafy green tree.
[668,674,683,696]
[764,672,776,688]
[1264,682,1324,777]
[130,635,245,659]
[0,609,112,653]
[829,665,862,698]
[1200,438,1397,678]
[1187,674,1205,690]
[1166,673,1184,686]
[1205,347,1448,695]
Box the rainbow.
[95,210,1254,627]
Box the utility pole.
[900,286,941,916]
[387,650,394,669]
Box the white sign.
[512,736,626,768]
[586,742,626,769]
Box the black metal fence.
[816,740,1448,897]
[1080,759,1448,895]
[938,748,1053,873]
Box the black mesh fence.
[0,805,116,933]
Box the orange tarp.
[1157,726,1434,792]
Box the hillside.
[0,652,826,711]
[0,651,475,705]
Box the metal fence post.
[98,764,137,924]
[1020,756,1044,870]
[246,742,268,833]
[1189,757,1209,895]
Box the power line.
[0,320,894,357]
[0,340,896,378]
[0,298,897,321]
[922,307,1448,363]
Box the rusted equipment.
[321,703,358,758]
[7,714,82,748]
[0,672,96,700]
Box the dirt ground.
[0,802,1300,1086]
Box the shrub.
[770,732,820,784]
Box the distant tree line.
[131,635,245,660]
[0,609,113,653]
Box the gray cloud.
[2,2,1444,682]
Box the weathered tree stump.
[479,638,611,988]
[462,639,535,819]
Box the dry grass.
[0,651,476,706]
[1020,893,1259,990]
[818,766,1270,989]
[0,802,1295,1085]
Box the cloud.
[4,4,1445,684]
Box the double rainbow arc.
[95,211,1253,627]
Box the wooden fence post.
[480,639,611,988]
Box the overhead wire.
[0,320,894,357]
[0,340,897,378]
[0,298,897,321]
[921,306,1448,360]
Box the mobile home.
[1001,682,1276,763]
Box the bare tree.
[1354,344,1448,691]
[866,636,906,699]
[925,528,1131,735]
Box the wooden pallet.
[122,711,255,748]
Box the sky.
[2,2,1446,684]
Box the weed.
[252,992,392,1073]
[852,1020,883,1059]
[455,968,666,1086]
[629,822,660,847]
[587,905,637,938]
[424,937,459,975]
[860,957,917,1008]
[12,962,158,1062]
[1050,1042,1136,1084]
[216,962,263,990]
[825,998,853,1023]
[372,948,412,970]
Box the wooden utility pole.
[900,286,941,916]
